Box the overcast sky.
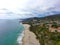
[0,0,60,19]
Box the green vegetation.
[29,22,60,45]
[22,14,60,45]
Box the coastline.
[22,24,40,45]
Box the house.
[49,25,60,32]
[57,27,60,32]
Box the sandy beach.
[22,24,40,45]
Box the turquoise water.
[0,19,24,45]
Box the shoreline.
[22,24,40,45]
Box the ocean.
[0,19,24,45]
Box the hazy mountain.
[22,14,60,22]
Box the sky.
[0,0,60,19]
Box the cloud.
[0,8,35,19]
[24,0,60,17]
[0,9,20,19]
[0,0,60,19]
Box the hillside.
[22,14,60,23]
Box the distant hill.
[22,14,60,23]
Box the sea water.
[0,19,24,45]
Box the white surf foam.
[17,31,24,45]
